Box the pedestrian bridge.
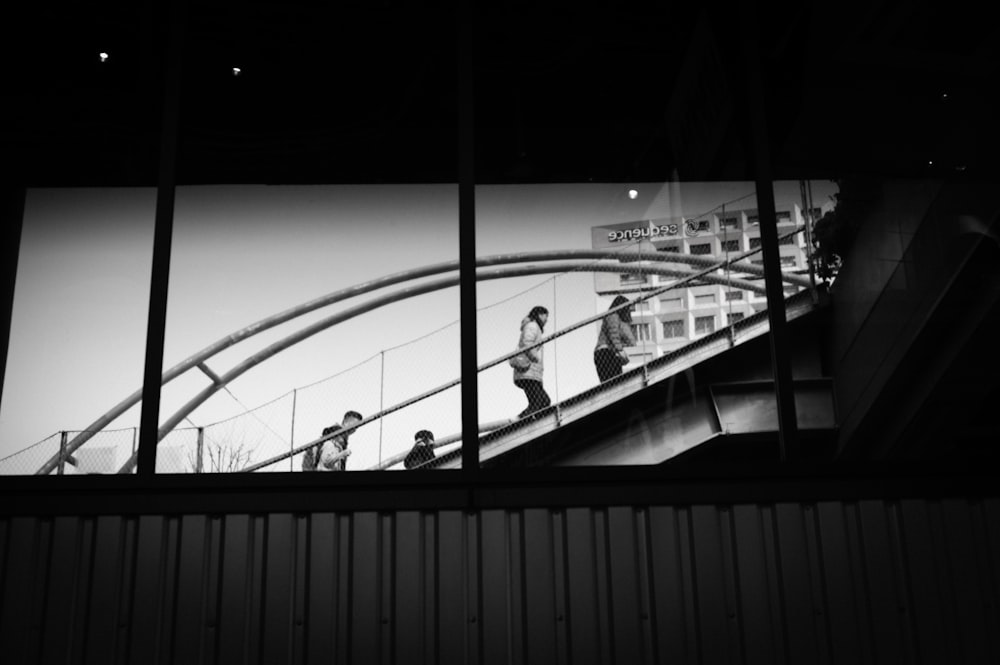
[5,230,829,475]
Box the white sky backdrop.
[0,181,837,471]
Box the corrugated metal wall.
[2,499,999,664]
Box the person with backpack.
[594,295,636,382]
[302,410,362,471]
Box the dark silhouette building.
[2,2,999,662]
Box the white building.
[591,202,831,363]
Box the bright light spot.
[99,52,109,62]
[928,160,934,166]
[628,189,638,199]
[232,67,241,76]
[941,93,948,100]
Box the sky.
[0,181,837,473]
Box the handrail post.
[195,427,204,473]
[58,431,68,475]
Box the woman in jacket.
[512,306,552,418]
[594,295,636,382]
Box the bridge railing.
[11,224,814,474]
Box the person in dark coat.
[594,295,637,382]
[512,306,552,418]
[302,410,362,471]
[403,429,436,469]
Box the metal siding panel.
[381,514,395,665]
[814,502,866,665]
[465,512,481,665]
[114,517,138,665]
[689,505,731,665]
[305,513,338,662]
[731,504,780,665]
[71,518,97,660]
[82,516,126,665]
[974,500,1000,663]
[592,509,615,665]
[606,506,643,664]
[717,507,747,664]
[551,510,570,665]
[423,513,439,664]
[800,504,834,665]
[436,510,467,665]
[941,499,991,663]
[216,515,252,663]
[248,515,268,665]
[293,515,309,665]
[522,509,557,664]
[336,514,353,664]
[856,501,912,664]
[127,516,169,665]
[0,518,40,665]
[897,500,951,663]
[647,507,692,665]
[563,508,601,665]
[478,510,510,665]
[172,515,208,665]
[349,512,381,664]
[773,504,823,664]
[633,509,657,665]
[757,505,790,665]
[201,516,224,665]
[38,516,83,664]
[260,514,296,663]
[393,511,427,665]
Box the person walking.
[403,429,437,469]
[302,410,363,471]
[594,295,636,382]
[511,306,552,418]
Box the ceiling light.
[232,67,241,76]
[99,52,109,63]
[628,189,638,199]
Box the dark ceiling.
[2,1,998,186]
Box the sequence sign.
[607,220,703,243]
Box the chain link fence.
[0,428,137,475]
[7,206,819,474]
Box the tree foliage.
[812,177,883,280]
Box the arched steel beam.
[237,249,783,473]
[113,260,771,472]
[38,229,805,474]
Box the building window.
[620,273,648,285]
[693,219,710,232]
[662,319,685,338]
[632,300,651,313]
[661,297,683,310]
[694,316,715,335]
[725,290,744,301]
[657,244,680,253]
[720,216,740,229]
[780,256,797,267]
[779,234,797,245]
[728,312,745,324]
[630,323,652,342]
[721,239,740,253]
[689,243,711,255]
[747,214,759,225]
[775,211,792,223]
[694,294,716,306]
